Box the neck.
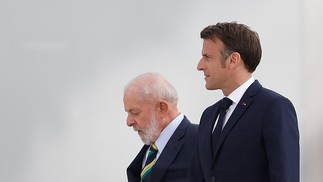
[222,73,252,96]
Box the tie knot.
[149,143,158,154]
[221,97,232,111]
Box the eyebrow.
[202,53,211,58]
[127,108,139,113]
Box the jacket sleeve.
[188,139,205,182]
[263,97,300,182]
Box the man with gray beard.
[123,72,198,182]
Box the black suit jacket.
[127,116,198,182]
[188,80,299,182]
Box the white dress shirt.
[213,77,255,131]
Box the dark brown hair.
[200,22,262,72]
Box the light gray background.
[1,0,322,181]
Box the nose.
[197,58,204,71]
[126,114,135,127]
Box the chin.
[206,85,217,90]
[205,85,213,90]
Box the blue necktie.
[212,98,232,154]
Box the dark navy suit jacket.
[127,116,198,182]
[188,80,299,182]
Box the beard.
[133,112,160,145]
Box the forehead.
[124,90,153,111]
[202,38,225,55]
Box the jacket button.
[211,176,216,182]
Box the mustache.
[133,126,141,132]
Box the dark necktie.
[212,97,232,154]
[140,143,158,182]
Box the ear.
[228,52,241,68]
[157,100,168,115]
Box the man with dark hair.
[188,22,299,182]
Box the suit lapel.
[149,118,190,182]
[213,80,262,157]
[127,145,149,182]
[199,104,221,177]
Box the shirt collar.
[154,113,184,156]
[227,76,255,104]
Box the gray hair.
[124,72,178,103]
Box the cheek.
[136,115,151,127]
[208,66,218,78]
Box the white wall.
[302,0,323,181]
[0,0,321,181]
